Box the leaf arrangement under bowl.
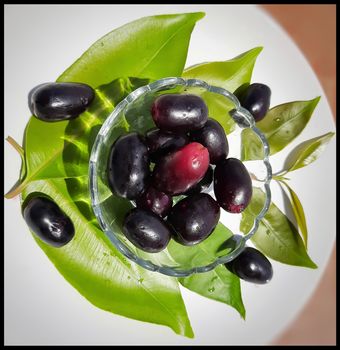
[5,12,334,338]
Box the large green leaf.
[58,13,205,88]
[21,178,193,337]
[6,13,208,336]
[241,97,320,160]
[167,223,245,318]
[240,187,317,268]
[182,47,262,134]
[278,179,308,247]
[279,132,335,174]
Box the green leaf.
[168,223,245,318]
[240,187,317,268]
[21,178,194,338]
[280,132,335,174]
[183,47,262,92]
[183,47,262,134]
[278,180,308,247]
[179,267,245,320]
[5,136,27,193]
[58,12,205,88]
[241,97,321,160]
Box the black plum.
[29,82,95,121]
[190,118,229,164]
[236,83,271,122]
[225,247,273,284]
[23,196,75,247]
[184,165,213,195]
[145,128,189,162]
[136,186,173,218]
[123,208,171,253]
[214,158,252,213]
[107,132,150,200]
[151,94,208,133]
[167,193,220,246]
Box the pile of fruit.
[108,92,254,253]
[23,81,273,284]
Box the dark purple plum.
[145,128,189,162]
[123,208,171,253]
[107,132,150,200]
[225,247,273,284]
[214,158,252,213]
[29,82,95,121]
[151,94,208,133]
[184,165,213,195]
[236,83,271,122]
[190,118,229,164]
[136,186,173,217]
[23,196,75,247]
[167,193,220,246]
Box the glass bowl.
[89,77,272,277]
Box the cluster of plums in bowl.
[107,89,273,284]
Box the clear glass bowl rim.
[89,77,272,277]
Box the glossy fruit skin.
[184,165,213,195]
[151,94,208,133]
[214,158,252,213]
[190,118,229,164]
[107,132,150,200]
[145,128,189,162]
[136,186,173,218]
[152,142,210,195]
[225,247,273,284]
[167,193,220,246]
[29,82,95,121]
[237,83,271,122]
[23,196,75,247]
[123,208,171,253]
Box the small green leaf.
[58,12,205,88]
[280,132,335,174]
[240,187,317,268]
[21,178,194,338]
[183,47,262,135]
[241,97,321,160]
[168,223,245,318]
[5,136,27,196]
[278,180,308,247]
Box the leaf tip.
[312,95,321,106]
[240,307,246,320]
[253,46,264,54]
[184,328,195,339]
[308,260,318,269]
[194,11,206,20]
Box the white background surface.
[4,4,336,345]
